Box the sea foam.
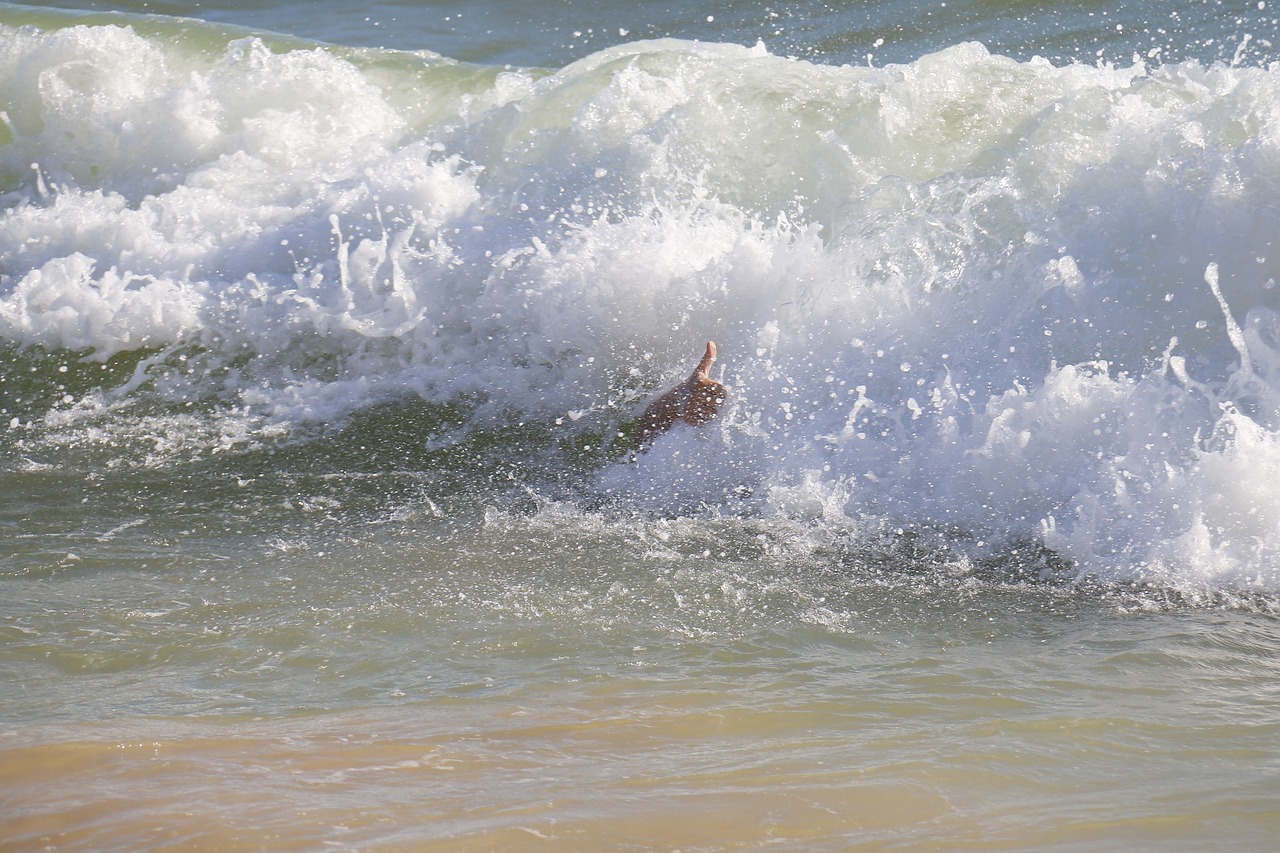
[3,22,1280,591]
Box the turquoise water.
[26,0,1278,68]
[3,1,1280,850]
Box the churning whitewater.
[3,18,1280,597]
[6,5,1280,851]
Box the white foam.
[3,25,1280,591]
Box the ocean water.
[3,0,1280,849]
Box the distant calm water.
[3,1,1280,850]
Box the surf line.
[634,341,729,450]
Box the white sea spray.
[2,23,1280,591]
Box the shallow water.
[7,540,1280,850]
[4,0,1280,850]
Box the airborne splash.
[2,20,1280,594]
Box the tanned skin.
[634,341,729,450]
